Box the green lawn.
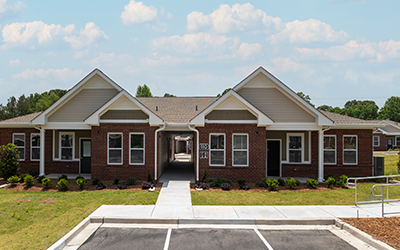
[376,154,400,175]
[0,189,158,250]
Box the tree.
[379,96,400,122]
[317,105,333,111]
[163,93,176,97]
[343,100,378,120]
[35,92,60,112]
[217,88,231,97]
[135,84,153,97]
[296,92,314,107]
[0,143,20,179]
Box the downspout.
[188,124,199,184]
[154,123,166,183]
[33,125,45,176]
[318,126,331,182]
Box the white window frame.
[232,133,249,167]
[129,133,145,165]
[209,133,225,166]
[323,135,336,165]
[287,133,304,163]
[12,133,25,161]
[59,132,74,161]
[373,136,380,147]
[343,135,358,165]
[396,136,400,146]
[31,133,40,161]
[108,132,123,165]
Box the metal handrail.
[347,174,400,206]
[372,183,400,217]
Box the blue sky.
[1,0,399,108]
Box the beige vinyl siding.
[266,131,309,162]
[238,88,315,123]
[54,130,91,159]
[381,125,400,133]
[100,110,149,120]
[206,110,256,120]
[48,89,118,122]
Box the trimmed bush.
[239,184,250,191]
[57,179,69,191]
[211,178,233,187]
[277,178,285,186]
[0,143,20,179]
[339,175,348,188]
[126,178,136,186]
[96,183,106,190]
[112,177,120,185]
[76,178,87,190]
[117,184,127,189]
[42,177,52,188]
[7,175,19,185]
[326,176,336,189]
[75,175,84,181]
[27,169,39,177]
[237,179,246,186]
[24,174,34,187]
[306,178,318,189]
[286,177,299,189]
[58,174,68,181]
[142,181,152,189]
[266,178,279,191]
[255,178,267,188]
[221,182,230,191]
[197,182,210,190]
[19,173,29,183]
[91,177,100,185]
[37,175,45,184]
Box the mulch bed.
[342,217,400,249]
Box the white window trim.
[287,133,304,164]
[373,136,380,147]
[31,133,40,161]
[323,135,336,165]
[108,132,123,165]
[59,132,75,161]
[232,133,249,167]
[395,136,400,146]
[13,133,25,161]
[343,135,358,165]
[209,133,225,166]
[129,133,145,165]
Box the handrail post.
[381,186,384,218]
[386,176,389,204]
[355,179,357,206]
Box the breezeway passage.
[78,228,358,250]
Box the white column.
[39,128,45,176]
[318,129,324,182]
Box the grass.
[376,154,400,175]
[0,189,158,250]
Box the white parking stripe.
[254,229,274,250]
[163,228,172,250]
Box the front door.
[80,139,91,174]
[267,140,280,176]
[387,138,394,151]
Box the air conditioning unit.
[373,156,384,176]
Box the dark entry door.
[267,140,280,176]
[80,139,91,174]
[387,138,393,151]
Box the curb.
[47,217,91,250]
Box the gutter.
[188,124,200,183]
[154,123,166,182]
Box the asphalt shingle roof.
[318,110,381,125]
[0,112,42,124]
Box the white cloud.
[345,70,359,83]
[9,58,19,66]
[73,49,89,59]
[236,43,262,60]
[269,19,349,44]
[12,68,83,81]
[63,22,108,50]
[0,0,26,18]
[271,57,306,72]
[298,39,400,62]
[121,0,158,25]
[1,21,75,48]
[187,3,283,33]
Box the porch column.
[39,128,45,176]
[318,129,324,182]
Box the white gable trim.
[380,120,400,131]
[85,90,163,126]
[190,90,273,126]
[31,68,123,125]
[232,66,333,126]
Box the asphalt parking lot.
[78,228,357,250]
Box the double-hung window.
[233,134,248,166]
[130,133,144,164]
[210,134,225,166]
[13,133,25,160]
[31,133,40,161]
[373,136,380,147]
[288,134,303,163]
[108,133,123,164]
[343,135,357,164]
[396,136,400,146]
[60,133,74,160]
[323,135,336,164]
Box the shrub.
[91,177,101,185]
[112,177,120,185]
[58,174,68,181]
[126,178,136,186]
[7,175,19,185]
[57,179,69,191]
[266,178,279,191]
[277,178,285,186]
[237,179,246,185]
[27,169,39,177]
[239,184,250,191]
[306,178,318,189]
[142,181,152,189]
[205,177,214,183]
[19,173,28,183]
[42,177,52,188]
[117,184,127,189]
[76,178,87,190]
[286,177,299,189]
[326,177,336,189]
[37,175,45,184]
[197,182,210,190]
[388,148,393,151]
[0,143,20,179]
[96,183,106,190]
[255,178,267,188]
[221,182,230,191]
[201,169,208,183]
[339,175,348,188]
[75,175,84,181]
[24,174,34,187]
[147,170,153,183]
[212,178,233,187]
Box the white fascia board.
[43,123,91,130]
[381,120,400,130]
[0,124,36,128]
[232,66,333,126]
[100,119,149,123]
[266,123,321,131]
[85,90,163,126]
[31,69,123,125]
[333,124,386,129]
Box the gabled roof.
[318,110,385,129]
[0,112,42,125]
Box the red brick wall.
[196,124,266,183]
[91,123,157,181]
[373,133,386,151]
